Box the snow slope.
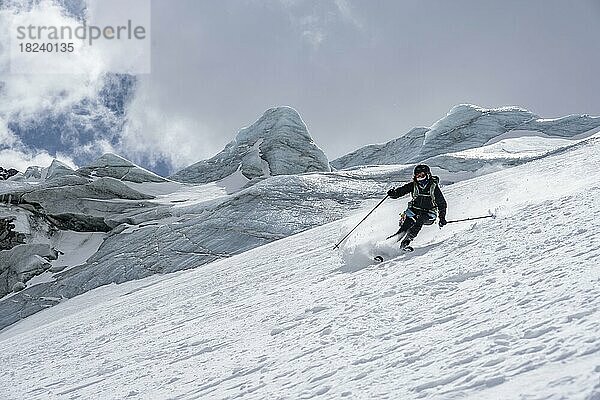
[2,130,598,330]
[1,136,598,398]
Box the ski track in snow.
[1,142,600,399]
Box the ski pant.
[398,208,437,241]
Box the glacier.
[0,129,598,399]
[0,104,599,399]
[0,105,597,328]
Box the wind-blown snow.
[1,135,599,399]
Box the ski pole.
[446,214,495,224]
[333,195,389,250]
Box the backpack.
[409,176,439,211]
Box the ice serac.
[170,107,331,184]
[0,244,58,296]
[331,104,600,169]
[46,160,74,180]
[77,153,167,183]
[23,166,43,180]
[0,154,164,298]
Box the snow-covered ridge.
[331,104,600,169]
[170,106,331,184]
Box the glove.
[439,216,447,227]
[387,188,399,199]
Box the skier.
[386,164,447,250]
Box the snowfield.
[1,136,599,399]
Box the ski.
[373,246,414,263]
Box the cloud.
[0,3,104,117]
[0,0,199,175]
[0,0,146,171]
[0,1,107,129]
[119,75,216,172]
[278,0,365,50]
[302,29,325,50]
[0,148,76,171]
[0,117,18,147]
[0,116,76,170]
[333,0,363,30]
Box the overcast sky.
[1,0,599,173]
[143,0,600,164]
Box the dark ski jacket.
[388,176,447,219]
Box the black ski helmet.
[413,164,431,176]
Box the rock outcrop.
[0,217,25,250]
[0,167,19,180]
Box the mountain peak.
[171,107,330,185]
[87,153,137,168]
[46,159,75,180]
[235,106,308,143]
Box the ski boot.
[400,238,414,252]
